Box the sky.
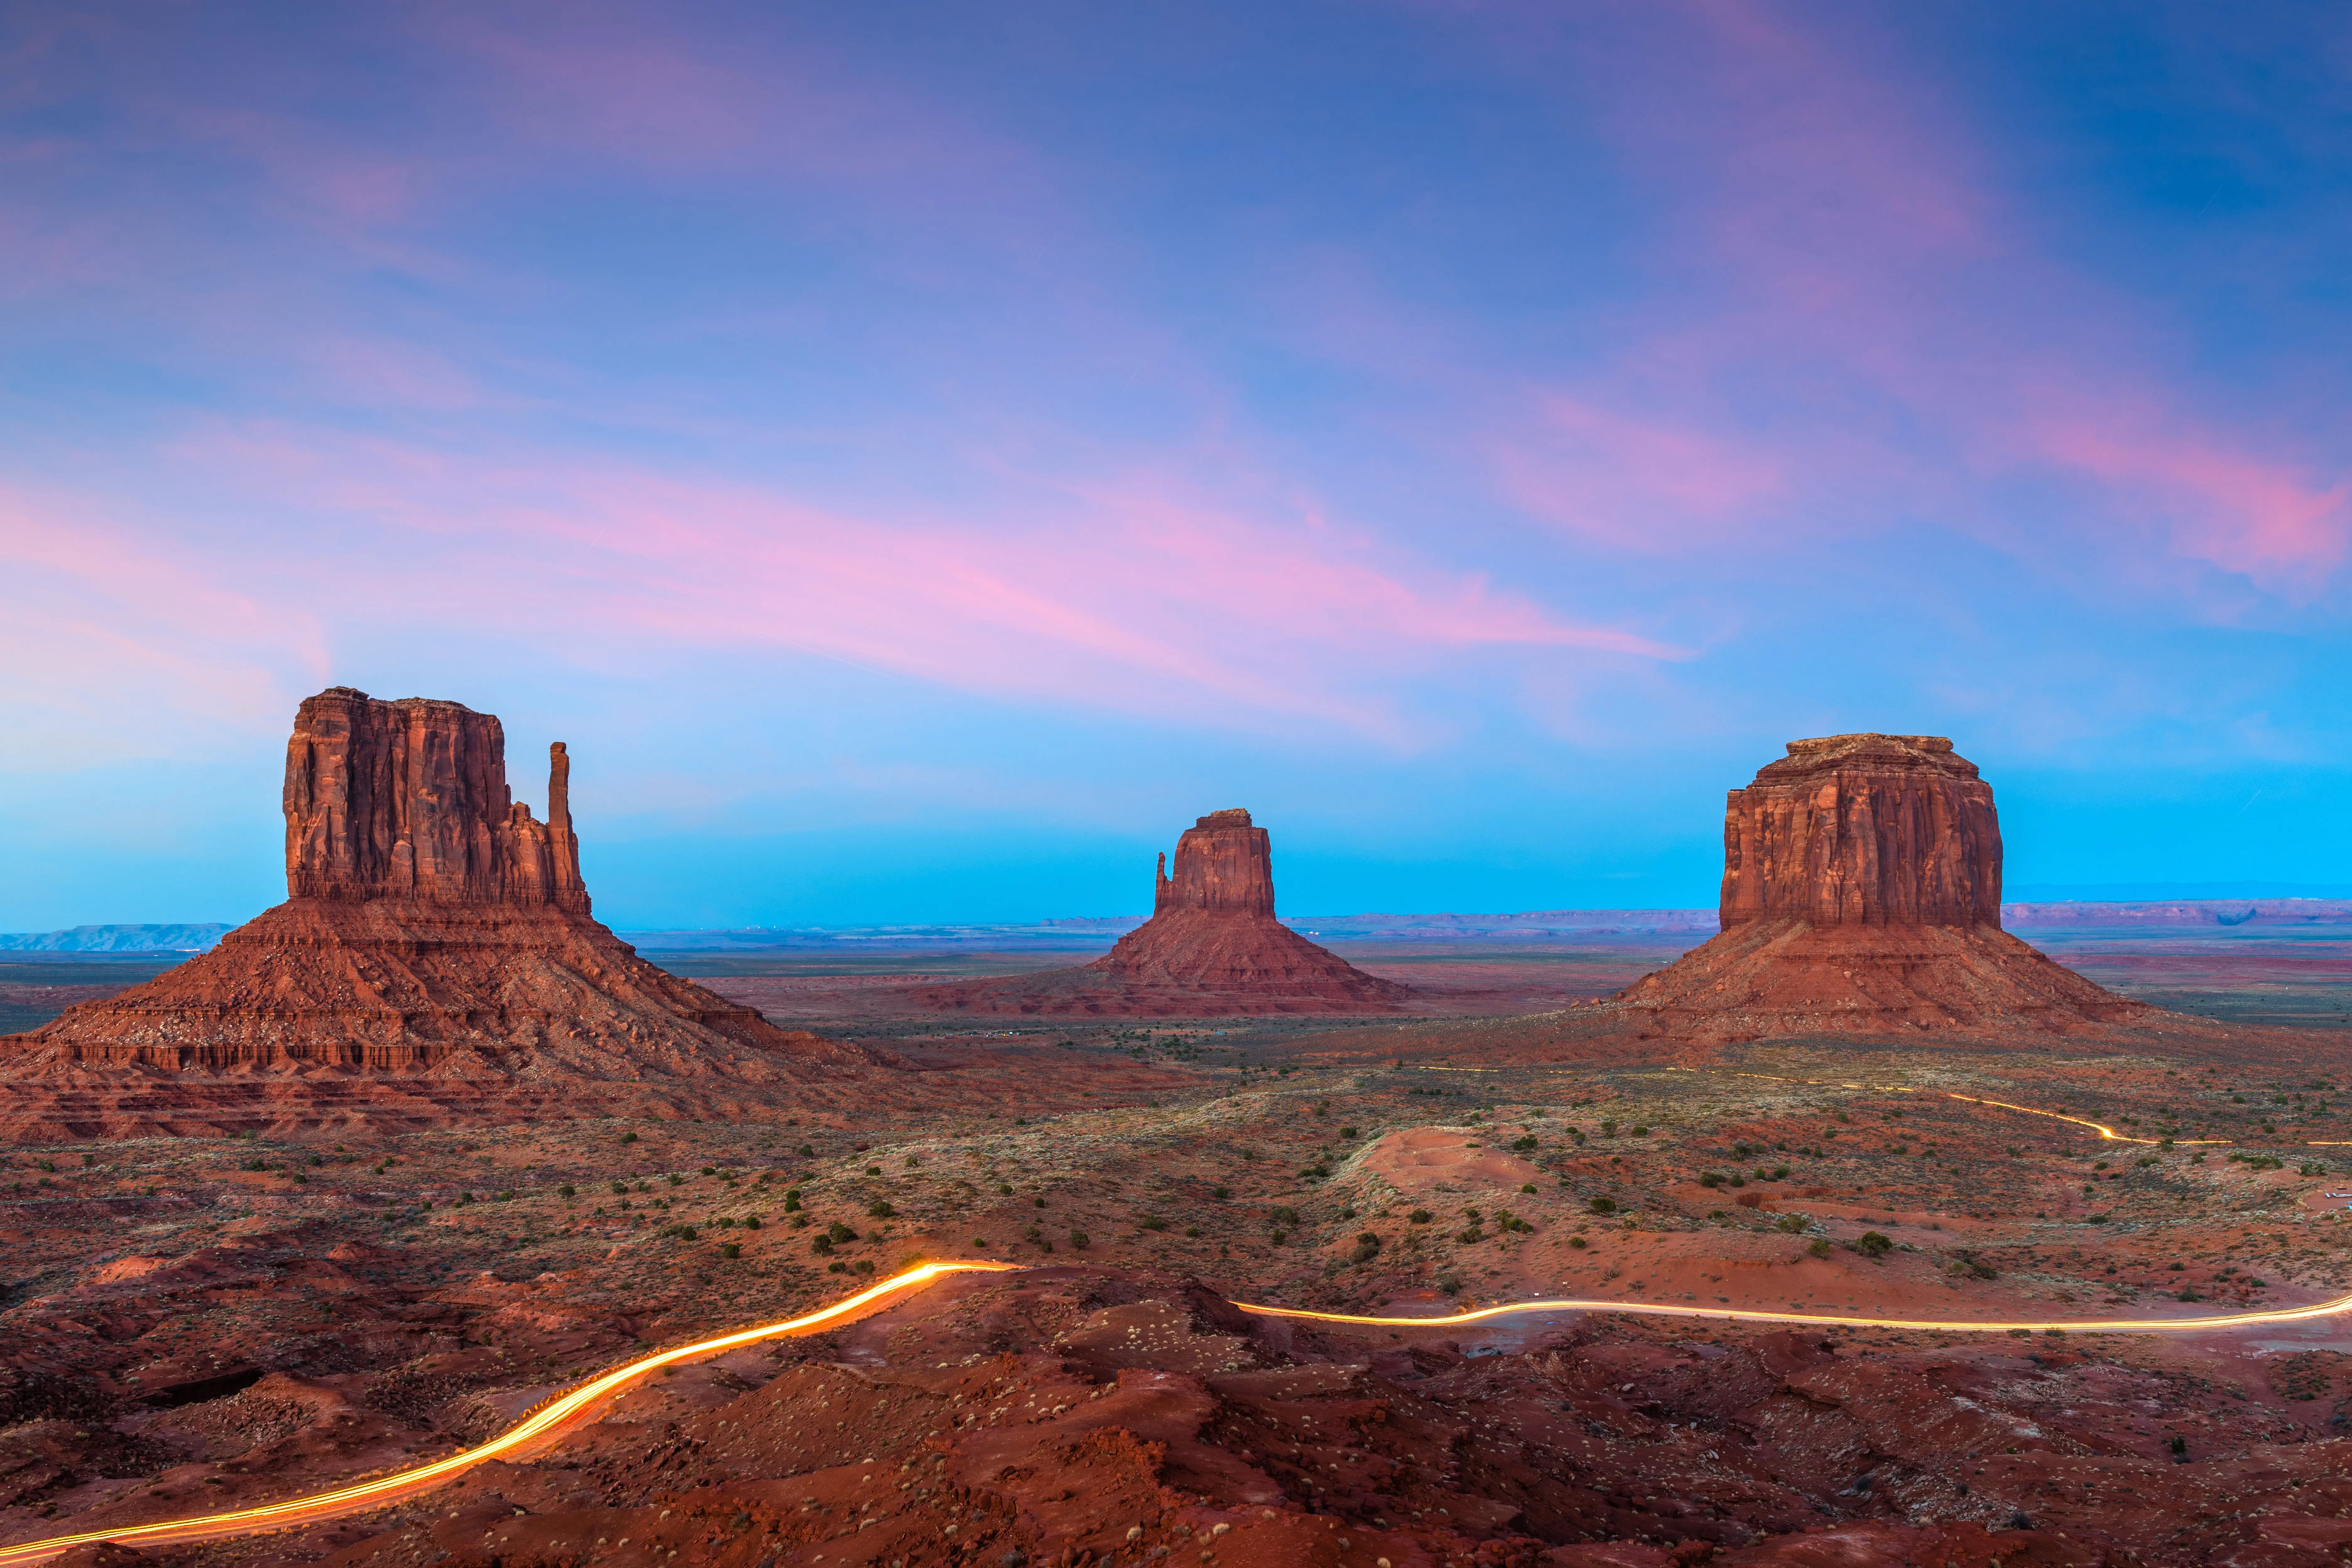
[4,1,2350,931]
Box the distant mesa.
[1594,733,2147,1041]
[1,686,885,1128]
[0,924,231,953]
[911,808,1414,1016]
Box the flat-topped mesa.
[1153,808,1275,915]
[1599,732,2140,1040]
[284,688,588,914]
[1720,733,1999,930]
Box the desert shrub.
[1068,1230,1089,1249]
[1510,1135,1538,1152]
[867,1200,898,1218]
[811,1234,833,1255]
[1212,1186,1230,1201]
[720,1242,741,1259]
[1184,1226,1200,1238]
[827,1221,858,1243]
[1351,1232,1381,1263]
[1136,1214,1167,1232]
[1698,1172,1725,1189]
[609,1180,628,1196]
[1853,1231,1893,1258]
[1569,1236,1587,1250]
[1520,1183,1537,1195]
[1340,1126,1358,1139]
[1454,1225,1484,1243]
[783,1189,802,1212]
[1409,1208,1433,1223]
[1774,1213,1808,1233]
[1807,1238,1832,1258]
[744,1216,761,1230]
[1588,1195,1617,1214]
[1270,1205,1300,1226]
[620,1132,638,1144]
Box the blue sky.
[4,2,2348,930]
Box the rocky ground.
[4,1011,2352,1566]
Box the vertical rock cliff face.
[915,808,1412,1016]
[1602,734,2140,1041]
[2,688,884,1101]
[1152,808,1276,916]
[283,689,587,913]
[1719,734,2000,930]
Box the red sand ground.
[0,931,2344,1565]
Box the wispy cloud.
[166,422,1683,747]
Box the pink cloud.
[2032,417,2351,598]
[0,487,329,766]
[171,422,1685,746]
[1436,0,2352,602]
[1488,395,1788,550]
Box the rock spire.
[912,808,1412,1016]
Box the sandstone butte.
[0,688,887,1134]
[1589,733,2148,1042]
[913,809,1414,1016]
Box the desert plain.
[0,919,2346,1568]
[0,705,2348,1568]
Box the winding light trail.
[4,1267,2348,1565]
[1668,1066,2244,1145]
[4,1073,2348,1565]
[0,1262,1021,1567]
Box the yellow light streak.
[1938,1092,2228,1145]
[0,1261,1018,1566]
[2,1073,2343,1564]
[1233,1289,2352,1336]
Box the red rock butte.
[913,809,1413,1016]
[1597,733,2144,1041]
[0,688,883,1130]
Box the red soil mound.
[1584,734,2146,1043]
[0,688,892,1131]
[911,809,1413,1016]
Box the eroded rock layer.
[1590,734,2143,1041]
[914,809,1412,1016]
[1721,732,2000,928]
[2,688,890,1118]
